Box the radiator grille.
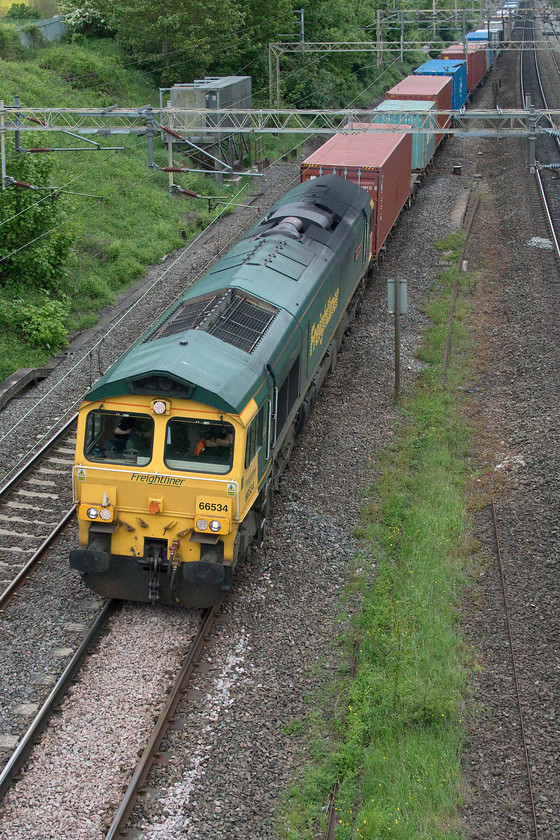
[147,293,224,342]
[144,291,277,354]
[209,296,276,353]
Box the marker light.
[196,518,209,531]
[99,508,112,521]
[209,520,222,532]
[149,500,161,514]
[87,507,99,519]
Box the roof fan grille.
[145,293,225,342]
[209,296,276,353]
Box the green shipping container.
[371,100,437,171]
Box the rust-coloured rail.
[491,500,540,840]
[105,606,218,839]
[0,599,117,800]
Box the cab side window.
[276,357,300,433]
[245,404,266,468]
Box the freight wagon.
[300,131,412,259]
[385,75,453,146]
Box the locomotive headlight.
[99,508,112,521]
[209,520,222,532]
[87,507,99,519]
[196,518,209,531]
[152,400,168,415]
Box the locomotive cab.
[70,394,261,607]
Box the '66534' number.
[198,502,227,512]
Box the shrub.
[18,294,70,349]
[0,142,75,292]
[5,3,42,19]
[36,44,126,96]
[0,22,25,59]
[0,292,70,350]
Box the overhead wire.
[0,170,265,454]
[0,149,122,229]
[0,132,154,260]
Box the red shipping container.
[440,44,487,91]
[385,75,452,146]
[300,131,412,259]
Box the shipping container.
[300,131,412,259]
[466,32,495,66]
[385,75,453,146]
[413,59,468,110]
[371,100,436,170]
[439,44,487,91]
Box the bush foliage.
[0,144,74,292]
[37,44,128,95]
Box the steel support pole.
[394,287,401,401]
[145,105,155,168]
[377,10,383,67]
[526,96,537,169]
[14,95,21,153]
[268,46,274,109]
[168,118,173,194]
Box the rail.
[491,501,540,840]
[0,415,78,609]
[0,599,117,799]
[105,606,217,839]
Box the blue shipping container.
[413,59,468,110]
[466,31,496,65]
[371,100,437,171]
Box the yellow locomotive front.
[70,394,260,606]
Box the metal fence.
[19,15,67,48]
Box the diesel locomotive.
[70,175,373,607]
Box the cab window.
[84,410,154,466]
[245,405,266,468]
[164,419,234,474]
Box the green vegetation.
[0,0,479,378]
[282,251,474,839]
[5,3,42,19]
[0,38,288,377]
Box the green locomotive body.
[70,175,373,606]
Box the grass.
[0,36,300,379]
[281,243,475,839]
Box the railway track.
[0,599,116,800]
[0,416,78,609]
[105,606,217,839]
[0,602,216,840]
[520,1,560,286]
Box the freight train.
[69,16,511,606]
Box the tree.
[66,0,246,84]
[0,144,74,292]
